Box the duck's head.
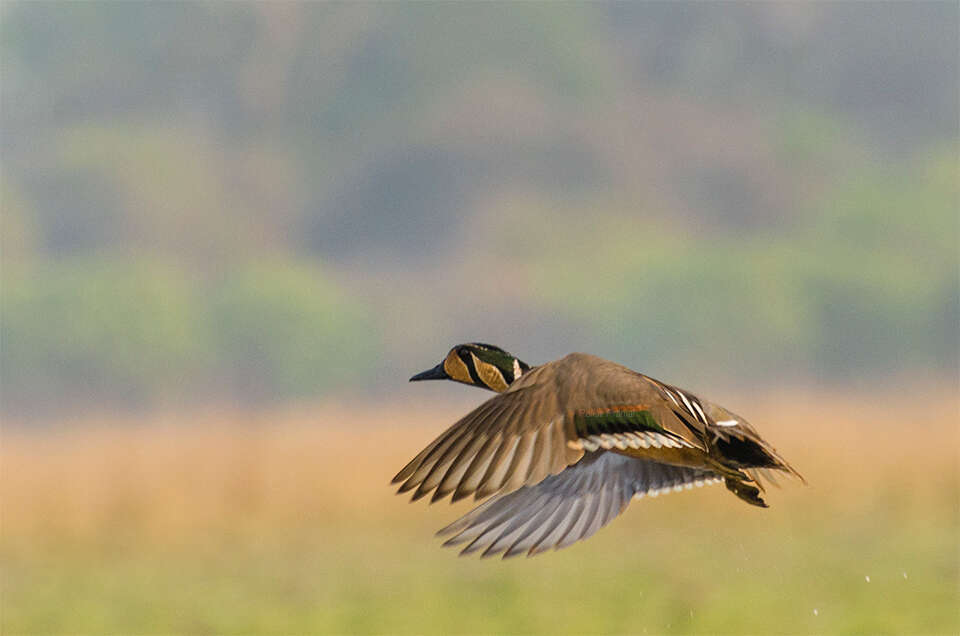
[409,343,530,392]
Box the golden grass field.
[3,386,958,635]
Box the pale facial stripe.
[443,350,473,384]
[470,352,509,392]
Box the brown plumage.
[395,345,804,558]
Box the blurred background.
[1,2,957,634]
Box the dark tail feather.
[716,436,805,484]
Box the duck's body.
[394,344,803,558]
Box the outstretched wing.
[392,368,581,503]
[437,452,721,558]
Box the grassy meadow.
[3,387,958,635]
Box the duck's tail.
[713,430,806,485]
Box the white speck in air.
[864,575,871,583]
[902,571,908,579]
[813,609,819,616]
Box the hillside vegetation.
[3,3,957,412]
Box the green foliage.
[1,4,956,409]
[42,123,302,261]
[1,258,378,409]
[800,151,959,375]
[207,261,378,400]
[1,259,206,409]
[0,179,37,260]
[495,152,957,380]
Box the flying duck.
[394,343,803,558]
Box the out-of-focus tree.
[0,2,955,412]
[1,258,206,411]
[207,260,378,402]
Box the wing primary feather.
[451,434,502,502]
[405,396,516,499]
[457,514,518,556]
[528,499,582,555]
[446,488,554,547]
[501,432,536,493]
[416,401,496,466]
[582,486,609,540]
[559,493,601,549]
[521,429,548,486]
[557,497,593,549]
[438,490,532,540]
[437,500,503,541]
[398,420,476,494]
[410,429,476,501]
[521,429,545,485]
[431,433,490,503]
[481,513,545,559]
[464,395,528,497]
[475,436,522,499]
[502,498,572,558]
[484,493,551,540]
[392,438,441,484]
[522,500,575,556]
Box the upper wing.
[393,367,582,503]
[437,452,721,558]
